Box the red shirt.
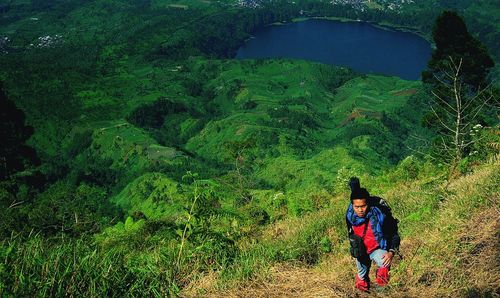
[352,220,379,254]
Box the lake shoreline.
[285,16,433,45]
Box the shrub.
[395,155,422,181]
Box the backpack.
[368,195,399,232]
[368,196,398,223]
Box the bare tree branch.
[8,200,24,209]
[430,105,455,133]
[462,83,492,111]
[431,90,458,113]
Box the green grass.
[2,159,498,296]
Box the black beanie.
[349,177,370,200]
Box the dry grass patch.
[455,208,500,296]
[183,262,355,298]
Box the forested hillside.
[0,0,498,296]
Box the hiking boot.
[376,267,389,286]
[355,275,369,292]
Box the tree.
[422,11,494,90]
[0,83,38,179]
[421,11,497,169]
[427,57,494,166]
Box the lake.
[236,19,432,80]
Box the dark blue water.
[236,19,432,80]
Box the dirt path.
[183,251,408,297]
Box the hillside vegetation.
[0,0,498,297]
[183,160,499,297]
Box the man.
[346,177,400,292]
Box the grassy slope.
[182,160,500,297]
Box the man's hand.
[381,251,394,267]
